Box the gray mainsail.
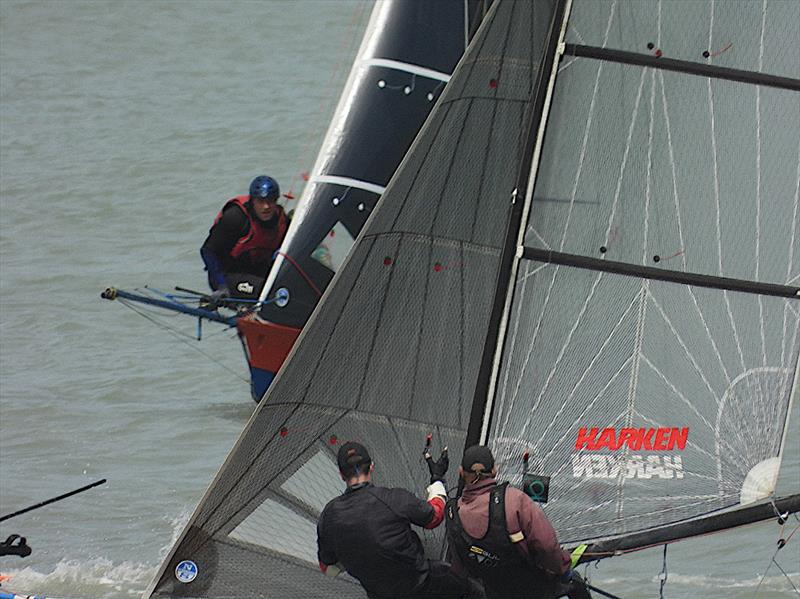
[145,1,559,596]
[487,0,800,550]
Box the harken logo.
[572,427,688,480]
[575,427,688,451]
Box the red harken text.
[575,427,689,451]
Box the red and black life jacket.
[214,195,288,267]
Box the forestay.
[489,0,800,546]
[146,1,559,596]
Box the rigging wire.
[752,516,800,596]
[275,251,323,297]
[118,299,249,385]
[284,1,371,199]
[658,544,668,599]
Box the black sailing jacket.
[317,482,436,598]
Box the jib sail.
[145,1,559,596]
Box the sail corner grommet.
[275,288,290,308]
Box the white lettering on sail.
[571,455,684,479]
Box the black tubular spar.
[523,247,800,299]
[0,479,107,522]
[574,493,800,564]
[565,44,800,92]
[466,0,569,451]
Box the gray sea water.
[0,1,798,598]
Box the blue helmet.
[249,175,280,201]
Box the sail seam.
[408,235,436,420]
[564,45,800,92]
[458,240,466,428]
[211,409,354,539]
[437,95,532,109]
[362,231,501,256]
[354,234,404,412]
[385,0,495,233]
[214,536,362,586]
[429,97,476,235]
[521,248,800,298]
[256,401,467,432]
[465,0,523,426]
[299,235,379,399]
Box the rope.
[276,251,323,297]
[752,516,800,596]
[658,544,668,598]
[118,299,249,385]
[285,1,371,199]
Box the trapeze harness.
[446,482,551,598]
[214,195,288,267]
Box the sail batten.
[564,44,800,91]
[522,247,800,298]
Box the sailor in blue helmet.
[317,441,486,599]
[200,175,289,303]
[446,445,592,599]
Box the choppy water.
[0,1,797,598]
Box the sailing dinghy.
[145,0,799,597]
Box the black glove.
[207,287,230,310]
[424,447,449,484]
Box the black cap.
[461,445,495,475]
[337,441,372,475]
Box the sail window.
[311,221,355,273]
[280,449,345,513]
[228,497,318,565]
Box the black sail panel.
[147,1,558,596]
[258,0,482,329]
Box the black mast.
[465,0,570,451]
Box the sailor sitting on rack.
[200,175,288,302]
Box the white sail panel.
[525,59,799,285]
[491,262,798,542]
[490,0,799,546]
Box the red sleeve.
[424,496,446,529]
